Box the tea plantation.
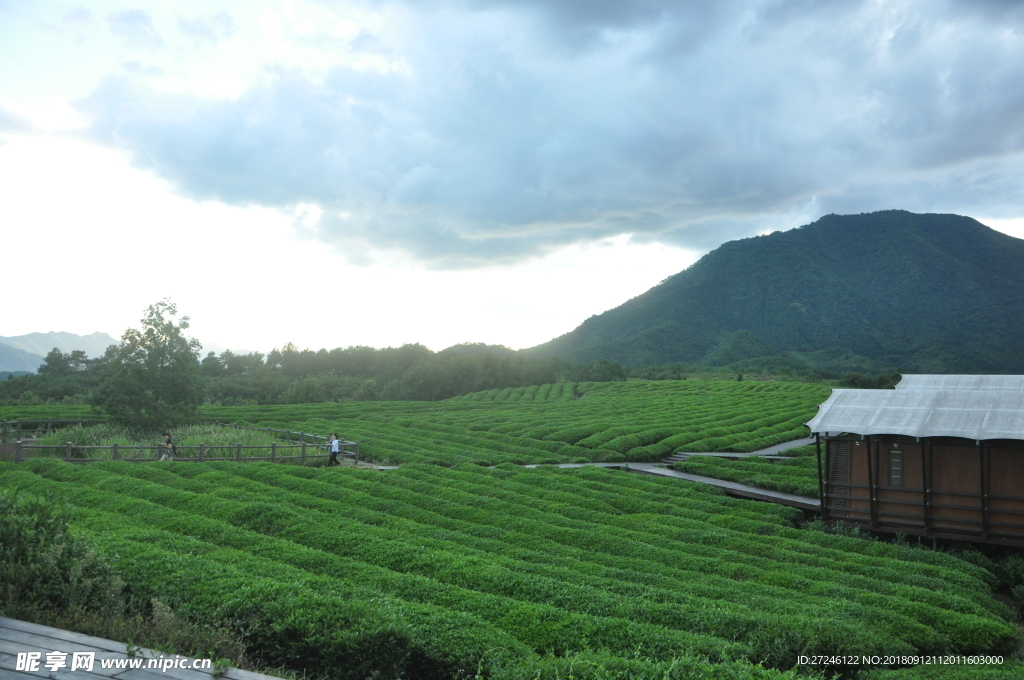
[1,458,1020,679]
[200,380,831,465]
[3,380,1022,678]
[675,445,822,498]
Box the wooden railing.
[10,439,358,465]
[0,419,104,443]
[5,421,359,466]
[213,422,360,459]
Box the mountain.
[200,342,260,357]
[527,210,1024,374]
[440,342,517,357]
[0,342,46,372]
[0,331,118,359]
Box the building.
[806,376,1024,546]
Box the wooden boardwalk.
[520,436,821,512]
[662,436,816,465]
[627,463,821,511]
[0,618,276,680]
[521,461,820,511]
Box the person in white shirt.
[329,434,341,466]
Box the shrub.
[0,489,123,616]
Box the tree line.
[0,303,629,425]
[6,300,898,431]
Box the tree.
[579,358,627,383]
[92,300,202,430]
[200,351,225,377]
[37,349,89,376]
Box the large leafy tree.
[92,300,202,430]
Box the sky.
[4,0,1024,355]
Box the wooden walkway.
[627,463,821,511]
[0,618,276,680]
[521,461,820,511]
[662,436,816,464]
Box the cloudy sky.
[4,0,1024,354]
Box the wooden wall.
[822,435,1024,544]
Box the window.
[889,450,903,487]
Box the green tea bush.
[3,458,1019,678]
[861,660,1024,679]
[0,488,123,615]
[489,650,802,680]
[10,380,1010,679]
[675,456,821,498]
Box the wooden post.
[16,419,22,442]
[199,443,205,463]
[236,443,242,463]
[814,433,824,512]
[354,441,360,465]
[66,441,72,463]
[823,437,832,520]
[980,440,989,538]
[866,436,877,528]
[921,438,931,534]
[14,440,22,464]
[271,442,277,463]
[47,418,53,432]
[112,443,119,460]
[301,437,307,466]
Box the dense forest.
[528,211,1024,374]
[0,343,633,407]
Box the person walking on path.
[329,434,341,466]
[159,432,176,461]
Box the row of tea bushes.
[199,380,830,465]
[0,457,1017,678]
[675,454,822,498]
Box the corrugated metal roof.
[896,374,1024,391]
[806,389,1024,440]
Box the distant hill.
[201,342,260,357]
[527,211,1024,373]
[0,342,45,373]
[440,342,517,357]
[0,331,118,359]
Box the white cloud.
[4,0,1024,351]
[108,9,164,48]
[0,133,694,350]
[61,0,1024,267]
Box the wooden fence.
[1,419,104,443]
[5,421,360,466]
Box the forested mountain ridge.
[527,211,1024,373]
[0,331,117,360]
[0,342,45,373]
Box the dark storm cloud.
[81,0,1024,267]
